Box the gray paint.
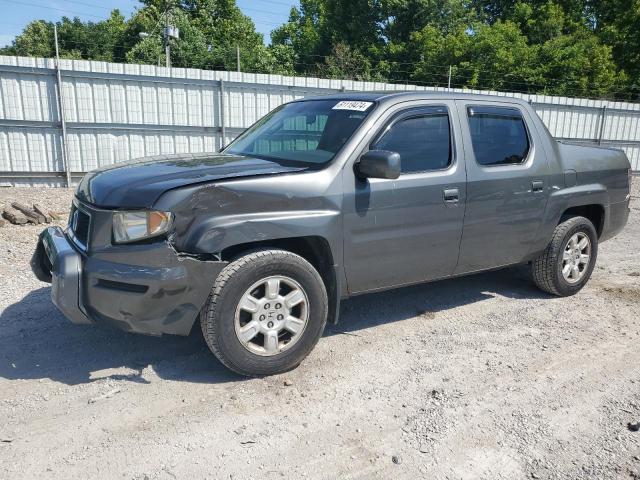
[453,98,552,273]
[341,99,467,292]
[33,92,631,336]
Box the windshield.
[225,99,374,166]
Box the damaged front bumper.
[31,226,227,336]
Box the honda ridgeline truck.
[32,93,632,376]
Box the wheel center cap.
[259,299,286,329]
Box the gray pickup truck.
[32,92,632,376]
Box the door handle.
[443,188,459,203]
[532,181,544,192]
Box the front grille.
[69,205,91,248]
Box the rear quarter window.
[467,106,530,166]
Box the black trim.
[68,202,92,252]
[367,105,454,174]
[465,105,532,167]
[95,278,149,294]
[467,105,524,118]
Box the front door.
[343,102,467,294]
[454,101,551,274]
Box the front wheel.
[531,216,598,296]
[201,249,328,376]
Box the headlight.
[112,210,172,243]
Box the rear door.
[454,101,551,274]
[343,101,467,293]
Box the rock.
[11,202,43,223]
[392,455,402,465]
[628,421,640,432]
[284,379,293,387]
[33,204,52,223]
[2,209,29,225]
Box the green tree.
[125,6,211,67]
[1,0,288,73]
[1,0,637,99]
[271,0,385,78]
[591,0,640,97]
[180,0,274,70]
[409,20,539,91]
[57,12,128,62]
[0,12,128,62]
[271,0,329,75]
[1,20,54,58]
[536,31,622,96]
[318,43,376,80]
[383,0,476,43]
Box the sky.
[0,0,298,48]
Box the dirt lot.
[1,184,639,480]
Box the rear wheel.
[201,249,328,376]
[531,216,598,296]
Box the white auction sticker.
[332,101,373,112]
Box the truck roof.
[296,91,531,107]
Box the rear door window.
[466,106,530,166]
[372,107,451,173]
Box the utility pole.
[164,0,170,68]
[236,45,241,72]
[164,38,170,68]
[53,25,72,188]
[160,0,179,68]
[448,65,452,89]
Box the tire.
[201,249,328,376]
[531,216,598,296]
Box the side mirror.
[355,150,401,180]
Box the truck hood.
[76,153,308,208]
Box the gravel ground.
[0,183,639,480]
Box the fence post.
[53,25,72,188]
[598,105,608,146]
[219,78,226,150]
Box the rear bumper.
[600,198,631,242]
[31,226,227,336]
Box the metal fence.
[0,55,638,186]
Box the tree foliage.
[1,0,294,73]
[0,0,638,99]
